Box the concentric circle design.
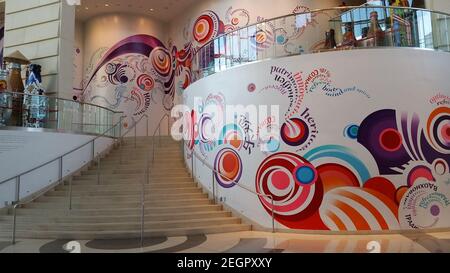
[280,118,309,147]
[426,107,450,154]
[199,113,215,143]
[150,47,172,78]
[379,128,403,152]
[247,83,256,93]
[214,148,243,188]
[136,74,154,92]
[255,153,323,229]
[399,181,450,229]
[274,28,288,45]
[294,165,318,185]
[407,165,435,187]
[433,159,448,176]
[320,187,400,231]
[256,31,268,44]
[193,11,220,44]
[344,124,359,139]
[250,27,275,51]
[105,63,118,75]
[316,163,360,194]
[430,205,440,216]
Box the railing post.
[15,176,21,202]
[92,140,95,161]
[141,150,148,248]
[271,196,275,233]
[146,116,149,138]
[159,126,161,147]
[167,116,170,136]
[134,119,137,149]
[59,156,63,183]
[12,204,18,245]
[152,139,155,165]
[191,153,194,179]
[97,155,101,185]
[69,176,73,211]
[212,170,215,203]
[120,140,123,164]
[12,176,20,244]
[147,149,150,185]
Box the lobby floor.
[1,231,450,253]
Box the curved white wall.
[74,13,171,136]
[183,48,450,232]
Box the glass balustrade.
[0,91,121,137]
[192,6,450,82]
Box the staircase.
[0,137,250,240]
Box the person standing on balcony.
[390,0,411,46]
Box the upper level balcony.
[191,5,450,82]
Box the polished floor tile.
[1,230,450,253]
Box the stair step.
[0,224,252,240]
[81,169,189,175]
[0,217,242,231]
[63,180,195,187]
[39,192,207,202]
[1,136,247,240]
[0,211,232,224]
[51,187,201,196]
[12,204,224,216]
[25,198,212,209]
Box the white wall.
[183,48,450,232]
[75,13,171,136]
[0,130,114,208]
[82,13,168,71]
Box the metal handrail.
[186,143,276,233]
[137,113,170,247]
[151,114,170,163]
[195,5,450,54]
[0,117,124,186]
[0,90,123,114]
[10,116,126,244]
[8,111,149,244]
[112,113,150,249]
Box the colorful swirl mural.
[255,153,325,230]
[185,59,449,232]
[80,34,194,128]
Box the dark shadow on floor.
[86,237,167,250]
[224,238,283,253]
[39,239,73,253]
[403,233,450,253]
[0,241,13,252]
[147,234,207,253]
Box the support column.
[3,0,75,98]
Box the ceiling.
[75,0,199,22]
